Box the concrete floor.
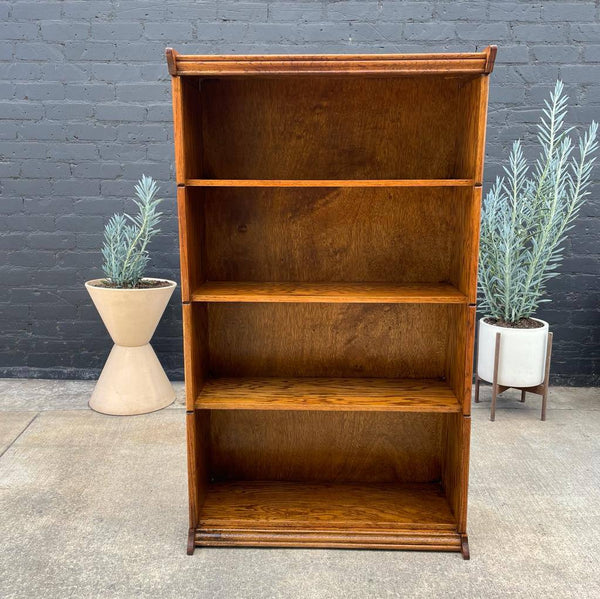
[0,380,599,599]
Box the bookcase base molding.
[189,528,468,558]
[186,480,469,557]
[168,47,495,560]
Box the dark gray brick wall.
[1,1,599,385]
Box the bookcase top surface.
[166,46,496,77]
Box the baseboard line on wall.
[0,366,185,382]
[0,367,593,386]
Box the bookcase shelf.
[195,377,461,412]
[168,47,495,559]
[178,184,483,305]
[184,179,475,188]
[195,481,460,549]
[191,281,467,304]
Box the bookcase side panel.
[445,305,476,416]
[447,187,482,303]
[182,303,208,410]
[473,76,491,184]
[453,76,490,183]
[171,76,203,184]
[187,410,211,527]
[177,187,206,302]
[441,414,471,533]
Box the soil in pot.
[90,279,172,289]
[483,317,545,329]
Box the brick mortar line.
[1,2,598,381]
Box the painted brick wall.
[1,1,599,385]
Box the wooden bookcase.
[167,47,496,559]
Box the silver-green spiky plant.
[478,81,598,324]
[101,175,163,288]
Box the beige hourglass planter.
[85,278,177,415]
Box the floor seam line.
[0,412,39,460]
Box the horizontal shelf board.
[185,179,475,188]
[191,282,467,304]
[198,481,457,532]
[195,377,461,412]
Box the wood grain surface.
[170,48,493,555]
[171,76,202,184]
[208,410,444,482]
[206,303,454,378]
[195,377,460,412]
[185,178,474,187]
[191,281,467,304]
[166,47,495,77]
[194,527,462,551]
[445,305,476,414]
[200,77,483,180]
[201,186,471,285]
[199,481,456,530]
[442,414,471,532]
[449,187,483,302]
[182,302,207,411]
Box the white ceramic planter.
[477,317,549,388]
[85,278,177,415]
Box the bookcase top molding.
[166,46,497,78]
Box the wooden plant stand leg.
[541,332,553,422]
[508,332,554,421]
[490,332,502,422]
[479,332,553,422]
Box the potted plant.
[478,81,597,390]
[86,175,177,415]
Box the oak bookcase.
[167,46,496,559]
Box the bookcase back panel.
[199,76,482,180]
[202,186,472,285]
[207,303,451,378]
[209,410,444,483]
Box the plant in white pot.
[86,175,177,415]
[477,81,597,418]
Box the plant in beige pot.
[477,81,597,402]
[86,175,176,415]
